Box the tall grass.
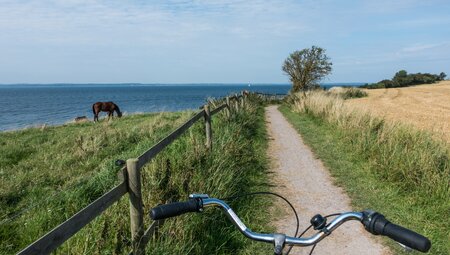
[0,112,195,254]
[0,97,272,254]
[284,91,450,254]
[141,99,272,254]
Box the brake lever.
[398,242,413,253]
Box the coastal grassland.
[280,92,450,255]
[0,97,273,254]
[0,112,195,253]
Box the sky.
[0,0,449,84]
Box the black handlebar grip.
[150,199,201,220]
[383,222,431,252]
[362,211,431,253]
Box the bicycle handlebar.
[150,194,431,253]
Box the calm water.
[0,83,363,131]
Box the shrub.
[363,70,445,89]
[327,87,368,99]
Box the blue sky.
[0,0,449,84]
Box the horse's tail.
[92,103,96,115]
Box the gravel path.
[266,105,390,255]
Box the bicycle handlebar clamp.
[273,233,286,255]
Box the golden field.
[346,81,450,142]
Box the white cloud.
[0,0,313,45]
[0,0,449,83]
[401,43,443,53]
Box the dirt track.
[266,106,390,255]
[346,81,450,142]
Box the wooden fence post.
[204,105,212,150]
[226,96,231,117]
[240,91,245,109]
[203,104,212,149]
[234,94,239,111]
[127,158,145,255]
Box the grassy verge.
[0,97,273,254]
[140,98,273,254]
[279,95,449,255]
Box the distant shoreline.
[0,84,292,132]
[0,83,367,132]
[0,82,366,87]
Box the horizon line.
[0,82,368,86]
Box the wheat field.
[346,81,450,142]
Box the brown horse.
[92,102,122,122]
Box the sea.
[0,83,363,131]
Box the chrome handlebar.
[150,194,431,253]
[201,197,362,246]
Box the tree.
[394,70,407,78]
[282,46,332,92]
[439,72,447,80]
[393,70,410,87]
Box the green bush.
[341,87,368,99]
[326,87,368,99]
[361,70,446,89]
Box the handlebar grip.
[150,199,201,220]
[362,211,431,253]
[383,222,431,252]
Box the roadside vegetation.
[280,91,449,254]
[0,96,273,254]
[327,87,368,99]
[361,70,447,89]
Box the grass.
[140,97,273,254]
[279,92,450,255]
[0,96,274,254]
[0,112,194,254]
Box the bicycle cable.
[219,191,300,244]
[285,213,342,255]
[219,192,346,255]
